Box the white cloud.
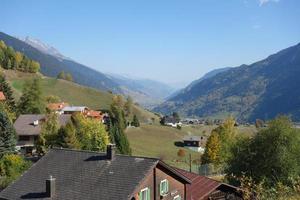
[259,0,280,6]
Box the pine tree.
[0,111,17,157]
[131,115,140,127]
[0,74,16,111]
[58,122,80,149]
[109,104,132,155]
[18,78,45,114]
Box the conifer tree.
[131,114,140,127]
[109,104,132,155]
[58,122,80,149]
[18,78,45,114]
[0,74,16,111]
[0,111,16,157]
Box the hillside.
[154,43,300,122]
[0,32,174,107]
[0,32,122,94]
[166,67,232,100]
[2,70,158,123]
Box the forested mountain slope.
[154,43,300,122]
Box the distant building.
[62,106,88,114]
[183,136,207,153]
[0,145,242,200]
[84,109,107,123]
[0,91,6,101]
[164,116,182,127]
[47,102,69,114]
[14,114,71,155]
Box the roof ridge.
[50,147,159,161]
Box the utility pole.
[189,153,192,172]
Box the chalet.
[47,102,69,114]
[14,114,71,155]
[183,136,207,153]
[0,145,242,200]
[62,106,88,114]
[164,116,182,127]
[0,91,6,101]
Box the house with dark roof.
[164,116,182,127]
[0,145,242,200]
[14,114,71,155]
[183,136,207,153]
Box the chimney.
[46,175,56,198]
[33,120,39,126]
[106,144,116,160]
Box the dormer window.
[160,179,169,195]
[139,187,150,200]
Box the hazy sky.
[1,0,300,86]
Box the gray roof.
[62,106,87,112]
[0,148,159,200]
[14,114,71,136]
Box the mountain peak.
[20,36,69,60]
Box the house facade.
[131,162,189,200]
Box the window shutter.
[138,191,142,200]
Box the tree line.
[0,41,40,73]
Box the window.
[160,179,169,195]
[139,187,150,200]
[173,195,181,200]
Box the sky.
[1,0,300,87]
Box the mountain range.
[154,43,300,122]
[0,32,173,107]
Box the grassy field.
[3,70,159,123]
[126,123,257,171]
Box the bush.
[0,154,31,189]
